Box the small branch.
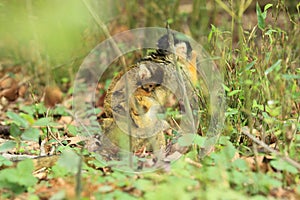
[241,126,300,171]
[81,0,133,168]
[1,153,38,161]
[185,157,202,168]
[167,25,195,134]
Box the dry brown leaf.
[0,77,19,101]
[66,136,86,146]
[18,84,27,97]
[44,86,63,107]
[58,116,73,125]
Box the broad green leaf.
[33,117,52,127]
[58,149,80,174]
[218,136,230,145]
[0,155,13,167]
[0,159,37,193]
[133,179,153,191]
[0,141,16,152]
[10,123,22,138]
[34,103,47,115]
[19,113,35,125]
[6,111,28,128]
[232,159,249,171]
[270,160,298,174]
[22,128,40,142]
[16,159,37,186]
[19,105,35,116]
[223,142,236,160]
[193,135,207,147]
[67,125,78,136]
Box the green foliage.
[0,155,13,167]
[1,106,65,152]
[0,0,299,199]
[0,159,37,194]
[57,149,81,174]
[270,159,298,174]
[256,3,273,30]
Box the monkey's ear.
[157,34,170,51]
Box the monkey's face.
[175,42,188,60]
[141,83,159,92]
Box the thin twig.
[46,108,64,146]
[241,126,300,171]
[167,25,195,134]
[75,147,84,200]
[81,0,133,167]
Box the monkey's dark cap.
[157,33,192,58]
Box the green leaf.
[33,117,52,127]
[264,3,273,11]
[228,89,241,96]
[222,84,230,92]
[256,2,265,30]
[6,111,28,128]
[225,108,238,116]
[0,155,13,167]
[10,123,22,138]
[19,113,35,125]
[208,24,216,42]
[0,141,16,152]
[218,136,230,145]
[52,105,68,115]
[265,59,282,75]
[20,105,35,116]
[67,125,78,136]
[0,159,37,194]
[252,99,264,111]
[232,159,249,171]
[270,160,298,174]
[22,128,40,142]
[193,135,206,147]
[266,105,281,117]
[57,149,81,174]
[245,60,256,70]
[16,159,37,186]
[262,112,274,124]
[34,103,47,115]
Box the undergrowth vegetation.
[0,0,299,199]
